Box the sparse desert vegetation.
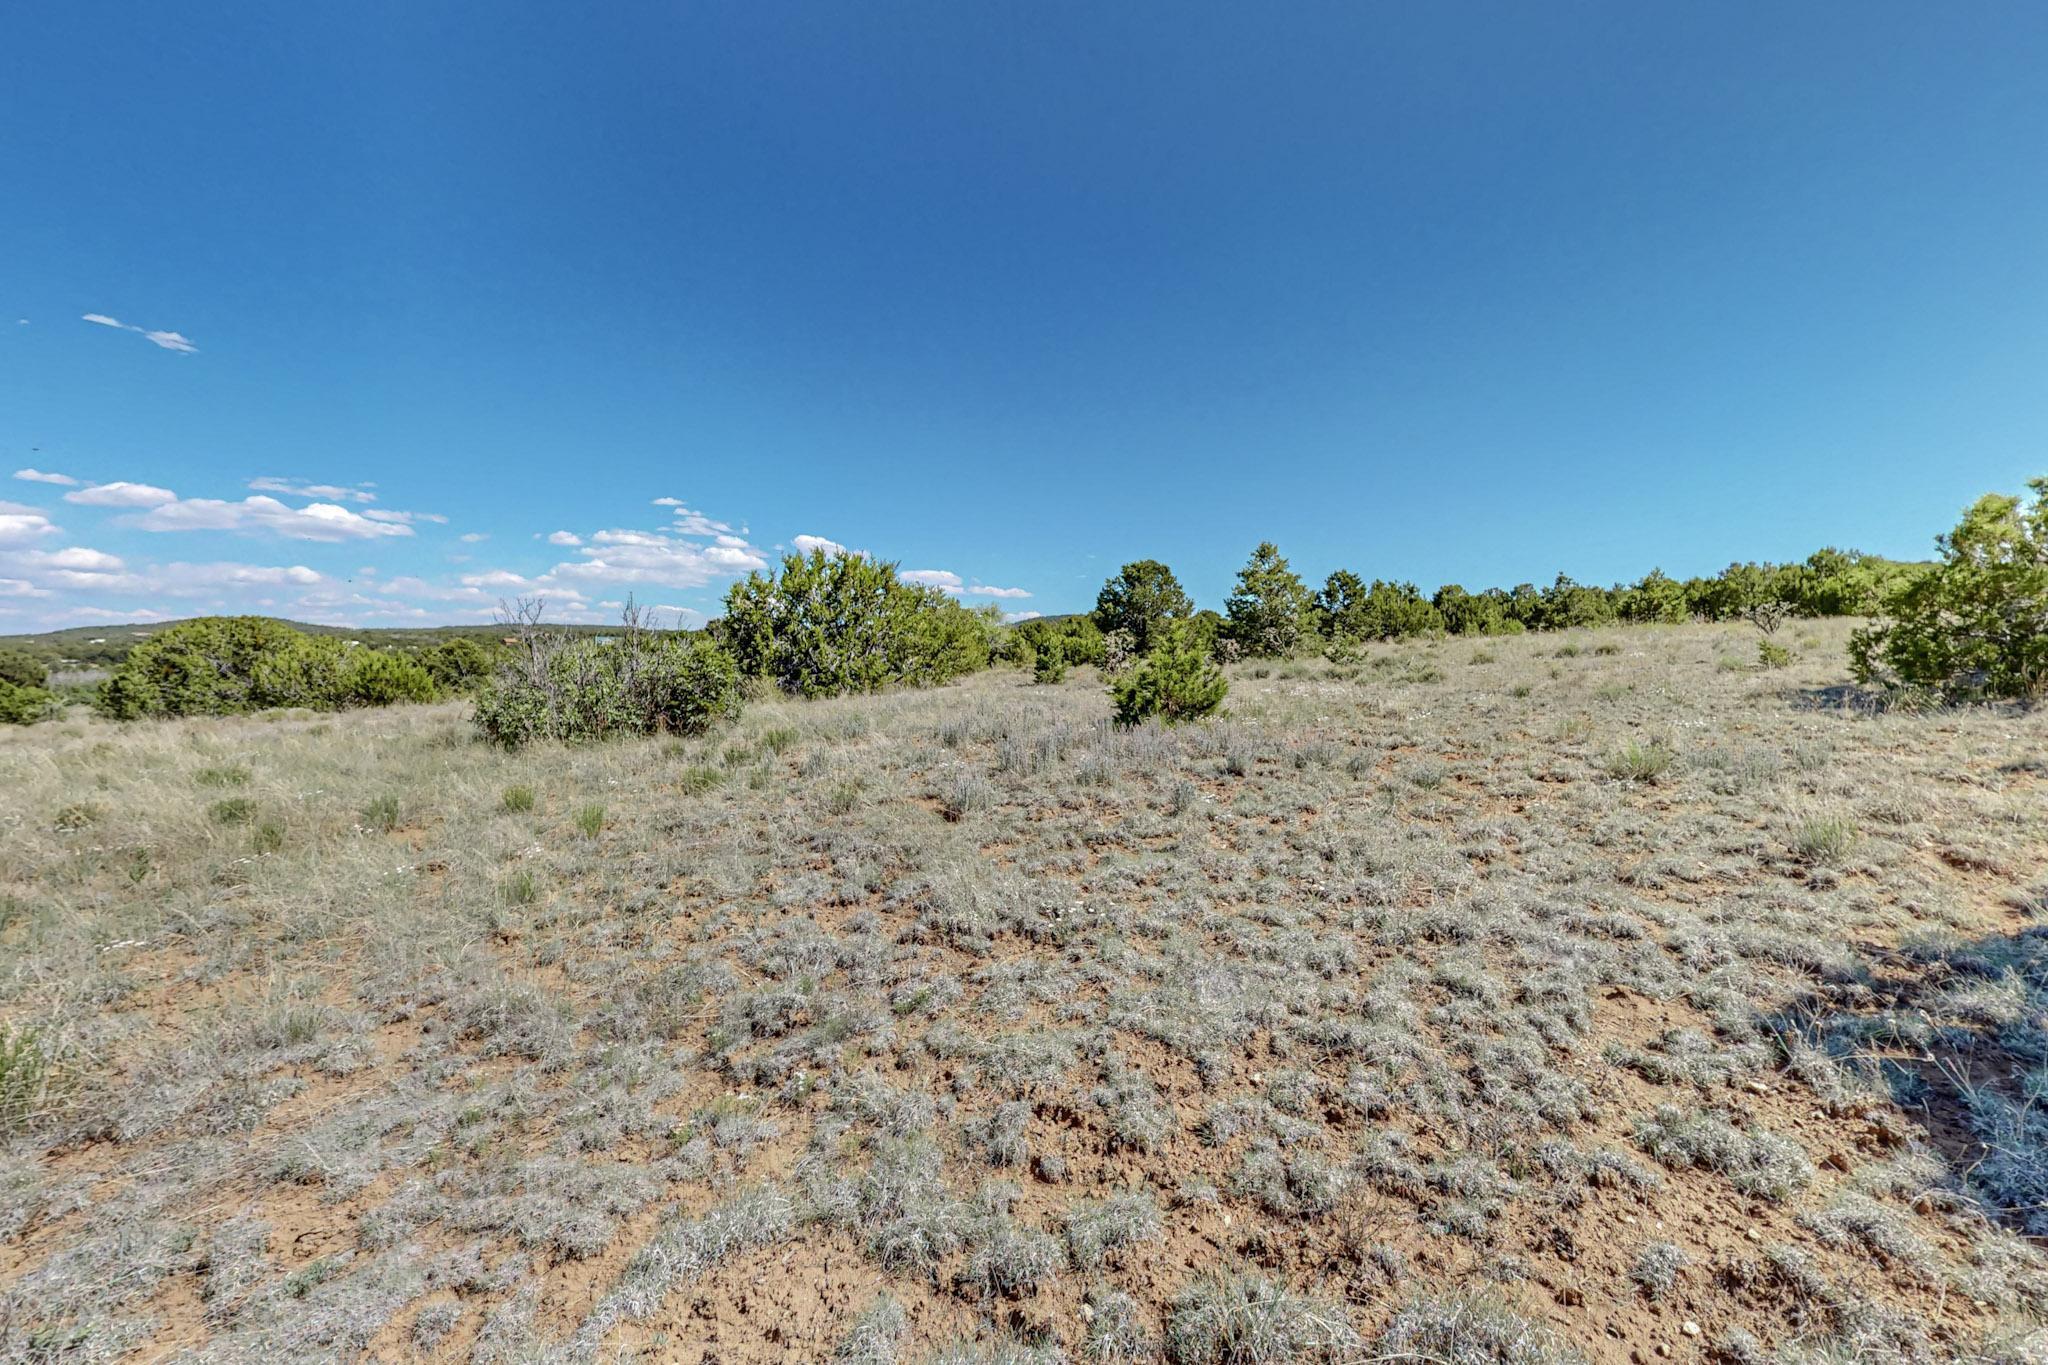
[2,615,2044,1362]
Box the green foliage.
[1432,585,1520,637]
[473,621,744,748]
[1110,620,1227,726]
[1617,569,1688,625]
[1093,560,1193,655]
[334,649,438,707]
[502,785,537,813]
[0,680,57,725]
[419,637,498,693]
[97,616,309,719]
[574,803,606,838]
[1032,649,1068,684]
[719,550,991,698]
[1224,542,1314,657]
[1015,616,1104,670]
[0,647,48,690]
[1850,480,2048,701]
[362,794,403,832]
[0,1025,55,1133]
[1326,576,1445,642]
[1758,639,1792,669]
[94,616,440,719]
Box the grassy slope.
[0,619,2043,1363]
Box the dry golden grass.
[1,620,2043,1363]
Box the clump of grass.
[501,785,536,813]
[210,796,257,826]
[835,1293,906,1364]
[1063,1191,1162,1268]
[361,794,402,832]
[1758,639,1793,669]
[1370,1295,1576,1363]
[1593,642,1621,656]
[1631,1241,1687,1299]
[574,803,606,838]
[251,818,285,854]
[1165,1273,1359,1364]
[826,780,864,815]
[196,765,251,787]
[1632,1104,1813,1200]
[1603,740,1675,783]
[760,726,799,755]
[678,765,724,795]
[1791,817,1857,865]
[502,869,539,905]
[53,801,103,831]
[0,1024,55,1132]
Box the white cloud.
[134,495,414,541]
[26,546,125,572]
[900,569,1030,600]
[81,312,198,354]
[1004,610,1043,623]
[651,497,685,507]
[248,477,377,504]
[65,480,178,508]
[792,534,848,556]
[0,578,51,598]
[547,530,583,546]
[12,468,79,486]
[0,502,61,544]
[902,569,965,595]
[459,532,489,543]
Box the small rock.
[1822,1151,1852,1173]
[1682,1321,1701,1338]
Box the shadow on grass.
[1780,920,2047,1239]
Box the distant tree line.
[8,481,2041,728]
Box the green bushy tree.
[1110,620,1227,726]
[0,680,56,725]
[1320,574,1442,642]
[337,649,439,706]
[420,637,498,693]
[1528,574,1618,631]
[0,648,47,690]
[97,617,316,719]
[1850,479,2048,701]
[1432,585,1520,636]
[1093,560,1192,655]
[1618,569,1689,624]
[1016,616,1105,670]
[1224,542,1313,657]
[719,549,989,698]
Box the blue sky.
[3,3,2045,631]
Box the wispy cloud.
[135,495,415,541]
[547,530,583,546]
[248,477,377,504]
[64,481,179,508]
[81,312,198,354]
[12,468,78,487]
[967,584,1032,599]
